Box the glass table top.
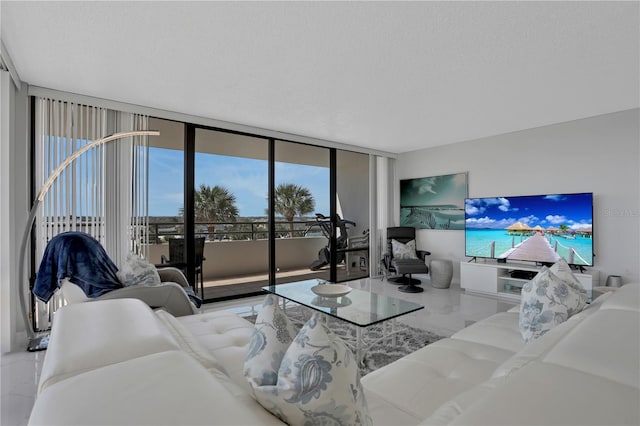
[262,280,424,327]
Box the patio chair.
[160,237,206,298]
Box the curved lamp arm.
[18,130,160,344]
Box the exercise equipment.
[305,213,356,271]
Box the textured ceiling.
[1,1,638,154]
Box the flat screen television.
[465,192,594,266]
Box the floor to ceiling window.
[274,141,331,284]
[194,128,269,300]
[336,150,370,282]
[30,108,373,323]
[145,118,371,302]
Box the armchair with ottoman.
[29,278,640,425]
[384,227,431,293]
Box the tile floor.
[1,277,516,426]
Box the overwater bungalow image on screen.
[464,193,594,266]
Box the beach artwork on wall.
[400,172,467,230]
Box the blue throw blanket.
[33,232,123,303]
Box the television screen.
[465,192,594,266]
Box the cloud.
[418,184,437,195]
[466,217,517,229]
[465,216,495,227]
[545,214,567,225]
[465,197,511,215]
[518,215,540,226]
[544,195,566,201]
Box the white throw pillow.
[549,258,587,306]
[392,239,418,260]
[244,294,298,387]
[117,253,161,287]
[249,313,371,425]
[519,267,586,342]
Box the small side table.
[430,259,453,289]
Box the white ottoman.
[430,259,453,289]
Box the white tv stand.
[460,260,599,302]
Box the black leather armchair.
[383,227,430,293]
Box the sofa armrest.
[97,282,197,317]
[157,267,190,288]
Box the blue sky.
[148,148,330,217]
[465,193,593,230]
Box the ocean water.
[465,229,593,265]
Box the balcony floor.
[199,265,368,301]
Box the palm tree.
[193,184,239,239]
[273,183,315,236]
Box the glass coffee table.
[262,279,424,365]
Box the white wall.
[396,109,640,286]
[337,150,370,237]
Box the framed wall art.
[400,172,468,230]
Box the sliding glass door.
[336,150,370,282]
[274,141,331,284]
[147,120,371,302]
[192,128,270,300]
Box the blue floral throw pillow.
[519,266,586,342]
[244,294,298,388]
[550,258,587,306]
[249,313,371,425]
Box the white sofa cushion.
[598,282,640,312]
[176,309,254,392]
[449,311,525,353]
[427,362,639,426]
[251,314,371,425]
[542,309,640,388]
[549,258,587,304]
[30,351,283,425]
[362,334,517,423]
[38,299,180,394]
[155,309,226,373]
[492,291,611,379]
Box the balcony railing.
[149,219,324,243]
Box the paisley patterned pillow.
[391,239,418,259]
[244,294,298,387]
[519,267,586,342]
[250,313,371,425]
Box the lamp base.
[27,334,49,352]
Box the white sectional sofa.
[29,283,640,425]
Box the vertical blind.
[33,98,150,330]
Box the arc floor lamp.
[19,130,160,351]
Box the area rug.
[244,305,445,376]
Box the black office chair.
[383,227,430,293]
[160,237,206,298]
